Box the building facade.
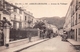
[64,0,80,42]
[24,11,34,28]
[0,0,35,46]
[0,0,34,29]
[71,0,80,42]
[63,4,72,38]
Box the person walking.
[29,33,32,42]
[40,30,43,38]
[28,30,32,42]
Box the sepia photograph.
[0,0,80,52]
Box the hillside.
[39,17,65,29]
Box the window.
[71,17,74,26]
[79,14,80,19]
[78,28,80,35]
[0,1,3,6]
[20,16,21,21]
[25,16,26,21]
[19,22,22,29]
[75,13,77,25]
[0,14,1,20]
[13,22,17,29]
[14,8,17,12]
[6,4,10,11]
[76,29,77,41]
[0,1,2,9]
[0,1,1,5]
[75,6,77,11]
[79,2,80,5]
[4,4,6,9]
[19,10,22,14]
[14,15,16,20]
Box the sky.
[6,0,72,18]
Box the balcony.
[3,9,11,15]
[11,17,21,22]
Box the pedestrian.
[28,30,32,42]
[40,30,43,38]
[45,30,48,38]
[29,33,32,42]
[42,30,45,39]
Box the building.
[49,24,58,34]
[0,0,4,20]
[0,0,11,21]
[63,4,72,38]
[0,0,25,29]
[64,0,80,42]
[0,0,35,46]
[0,0,11,46]
[9,3,24,29]
[71,0,80,42]
[24,11,34,28]
[0,0,34,29]
[58,29,64,35]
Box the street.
[20,36,77,52]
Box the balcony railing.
[11,17,21,22]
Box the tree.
[1,17,11,28]
[33,21,46,29]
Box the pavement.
[67,39,80,45]
[67,39,80,51]
[0,37,48,52]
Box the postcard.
[0,0,80,52]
